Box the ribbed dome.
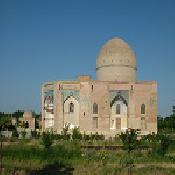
[96,37,137,82]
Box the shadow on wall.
[28,161,74,175]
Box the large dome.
[96,37,137,82]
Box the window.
[93,103,98,114]
[141,104,145,114]
[69,102,74,113]
[93,117,98,128]
[25,121,29,128]
[116,104,121,114]
[112,120,115,128]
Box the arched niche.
[63,95,79,129]
[110,95,128,131]
[44,93,54,129]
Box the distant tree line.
[158,114,175,132]
[1,110,175,132]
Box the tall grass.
[2,138,175,175]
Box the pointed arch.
[110,94,128,107]
[63,95,79,128]
[110,98,128,130]
[64,95,78,103]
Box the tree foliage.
[158,115,175,132]
[119,129,138,153]
[159,134,171,156]
[0,116,11,131]
[12,110,24,119]
[72,127,82,140]
[143,133,171,156]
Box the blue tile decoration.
[61,90,80,102]
[109,90,129,107]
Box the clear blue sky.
[0,0,175,116]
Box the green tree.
[12,110,24,127]
[119,129,138,175]
[160,134,170,156]
[158,115,175,133]
[120,129,138,153]
[153,134,171,156]
[0,116,11,131]
[72,127,82,140]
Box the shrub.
[72,127,82,140]
[89,132,105,141]
[42,132,53,148]
[83,133,90,141]
[158,134,171,156]
[119,129,138,153]
[119,129,138,175]
[144,133,171,157]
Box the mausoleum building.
[41,37,157,136]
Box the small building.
[19,111,35,130]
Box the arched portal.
[44,94,54,129]
[110,95,128,131]
[63,95,79,129]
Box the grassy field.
[1,138,175,175]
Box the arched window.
[69,102,74,113]
[93,103,98,114]
[141,104,145,114]
[116,104,121,114]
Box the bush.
[144,133,171,157]
[42,132,53,148]
[72,127,82,140]
[120,129,138,153]
[158,134,171,156]
[83,133,90,141]
[90,132,105,141]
